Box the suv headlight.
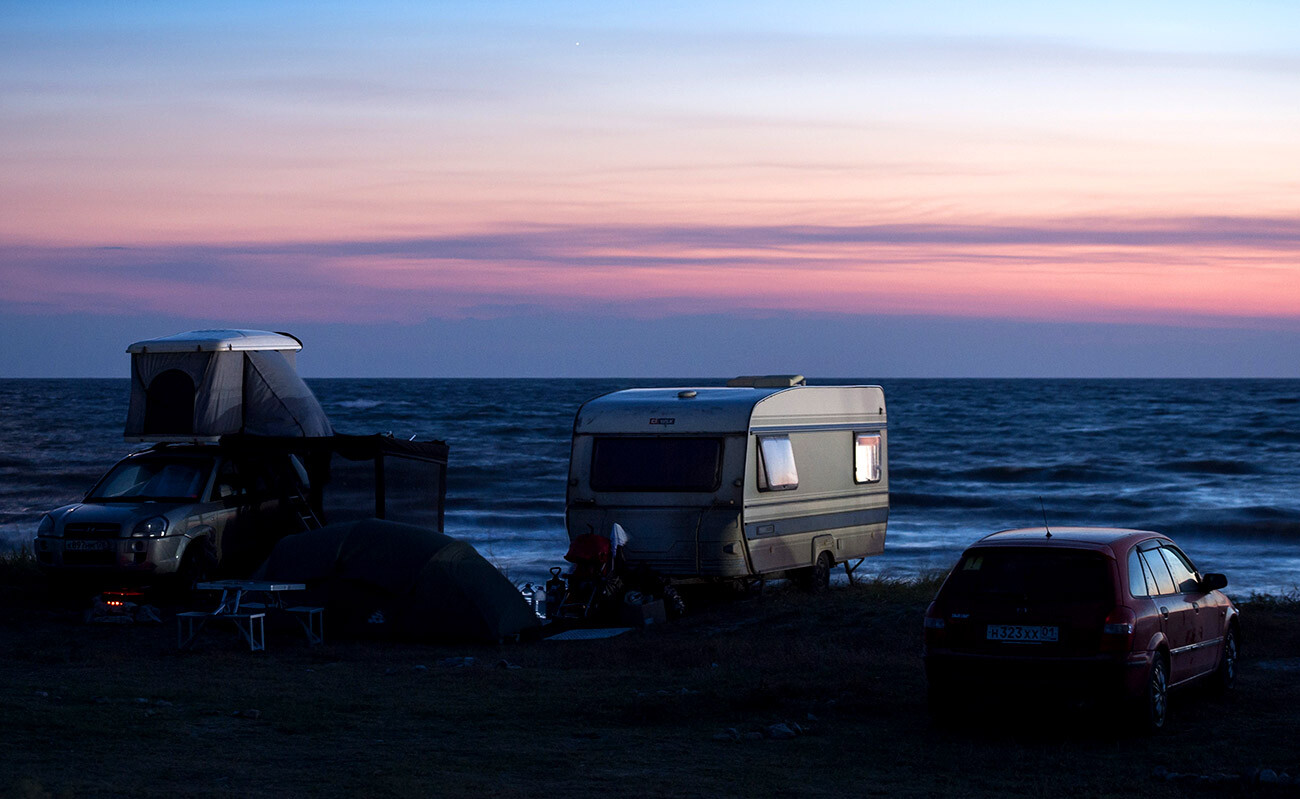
[131,516,169,537]
[37,515,54,536]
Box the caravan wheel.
[797,552,832,593]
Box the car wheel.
[177,538,217,593]
[1212,626,1239,694]
[798,552,832,593]
[1140,655,1169,733]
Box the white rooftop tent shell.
[124,329,332,442]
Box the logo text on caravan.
[649,418,675,425]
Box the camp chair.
[555,533,616,619]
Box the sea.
[2,378,1298,596]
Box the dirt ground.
[2,569,1298,799]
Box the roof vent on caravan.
[124,329,332,442]
[725,375,806,388]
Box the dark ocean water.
[2,378,1298,595]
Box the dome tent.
[256,519,540,643]
[124,329,331,441]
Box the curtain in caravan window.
[757,435,798,491]
[854,433,881,483]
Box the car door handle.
[1159,606,1170,619]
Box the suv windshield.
[590,437,723,492]
[88,457,214,502]
[944,547,1112,604]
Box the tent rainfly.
[124,329,332,441]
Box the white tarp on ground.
[124,329,332,441]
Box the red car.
[923,527,1238,731]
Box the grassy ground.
[2,555,1298,799]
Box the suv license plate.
[987,624,1058,643]
[64,540,115,552]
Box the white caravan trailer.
[565,376,887,588]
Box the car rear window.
[943,548,1113,604]
[590,437,723,492]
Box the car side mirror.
[1201,573,1228,592]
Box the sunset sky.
[3,1,1298,376]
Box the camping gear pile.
[545,523,683,625]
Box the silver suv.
[34,444,311,585]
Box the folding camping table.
[178,580,323,650]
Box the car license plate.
[987,624,1058,643]
[64,539,115,552]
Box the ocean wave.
[1258,430,1300,443]
[1159,459,1258,475]
[0,511,41,527]
[334,399,387,410]
[0,478,100,505]
[0,455,37,471]
[449,526,567,543]
[449,498,565,516]
[953,464,1125,483]
[1161,505,1300,539]
[891,491,997,509]
[1171,519,1300,540]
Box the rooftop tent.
[124,329,332,441]
[256,519,541,643]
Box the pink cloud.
[2,216,1298,327]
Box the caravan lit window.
[757,435,798,491]
[854,433,882,484]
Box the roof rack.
[725,375,806,388]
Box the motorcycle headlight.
[37,515,54,536]
[131,516,169,538]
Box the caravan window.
[757,435,799,491]
[590,437,722,492]
[854,433,882,484]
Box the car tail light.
[1100,607,1136,653]
[923,602,947,648]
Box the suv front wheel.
[177,537,217,592]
